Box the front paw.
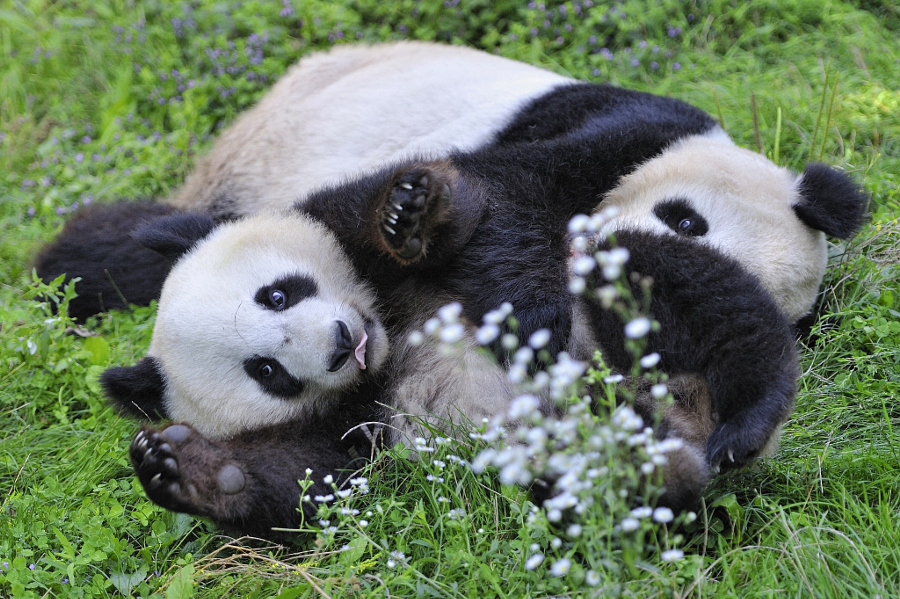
[380,166,452,263]
[705,418,772,472]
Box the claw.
[392,203,403,211]
[727,449,735,463]
[383,224,396,235]
[400,182,413,190]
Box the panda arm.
[129,405,380,538]
[585,231,798,470]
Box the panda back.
[173,41,571,219]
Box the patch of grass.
[2,0,899,597]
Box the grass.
[2,0,899,596]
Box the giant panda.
[110,147,799,535]
[36,41,868,325]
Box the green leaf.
[83,336,110,366]
[166,564,195,599]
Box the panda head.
[101,211,389,439]
[602,129,869,322]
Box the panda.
[36,41,868,325]
[110,149,799,535]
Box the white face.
[148,212,389,439]
[603,129,827,322]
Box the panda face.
[147,212,388,439]
[603,130,827,322]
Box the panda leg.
[130,419,376,538]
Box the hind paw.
[130,424,246,516]
[380,167,452,263]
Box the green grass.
[2,0,899,597]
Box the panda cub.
[36,42,868,326]
[110,153,798,535]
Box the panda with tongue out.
[35,42,867,536]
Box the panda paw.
[380,166,452,263]
[130,424,247,516]
[705,420,767,472]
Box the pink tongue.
[354,331,368,370]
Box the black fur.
[586,231,797,469]
[133,212,216,261]
[101,356,168,419]
[34,201,182,321]
[794,163,870,238]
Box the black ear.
[133,213,216,262]
[101,356,169,420]
[793,163,870,239]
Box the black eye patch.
[243,355,305,398]
[653,199,709,237]
[254,274,318,311]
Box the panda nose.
[327,320,353,372]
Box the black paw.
[381,167,451,262]
[130,425,196,513]
[705,420,767,472]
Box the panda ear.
[101,356,169,420]
[793,163,870,239]
[133,213,216,262]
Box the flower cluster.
[408,211,691,581]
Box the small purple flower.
[673,62,682,71]
[75,152,84,163]
[651,61,659,70]
[29,563,35,570]
[631,58,640,67]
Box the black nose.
[327,320,353,372]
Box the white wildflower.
[439,322,465,344]
[513,347,534,364]
[651,383,669,398]
[550,558,571,577]
[624,317,651,339]
[585,570,601,586]
[501,333,519,350]
[603,373,624,384]
[508,394,540,420]
[572,255,596,275]
[620,517,640,532]
[424,317,441,335]
[631,506,653,519]
[640,352,661,368]
[475,324,500,345]
[438,302,462,323]
[407,330,425,346]
[653,507,675,523]
[525,553,544,570]
[568,214,591,233]
[661,549,684,562]
[568,276,587,294]
[528,329,551,349]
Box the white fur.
[603,131,826,321]
[148,212,389,439]
[173,41,569,215]
[167,41,833,321]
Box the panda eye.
[268,289,286,310]
[255,275,319,311]
[243,356,305,398]
[653,199,709,238]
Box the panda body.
[112,148,798,534]
[37,42,867,324]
